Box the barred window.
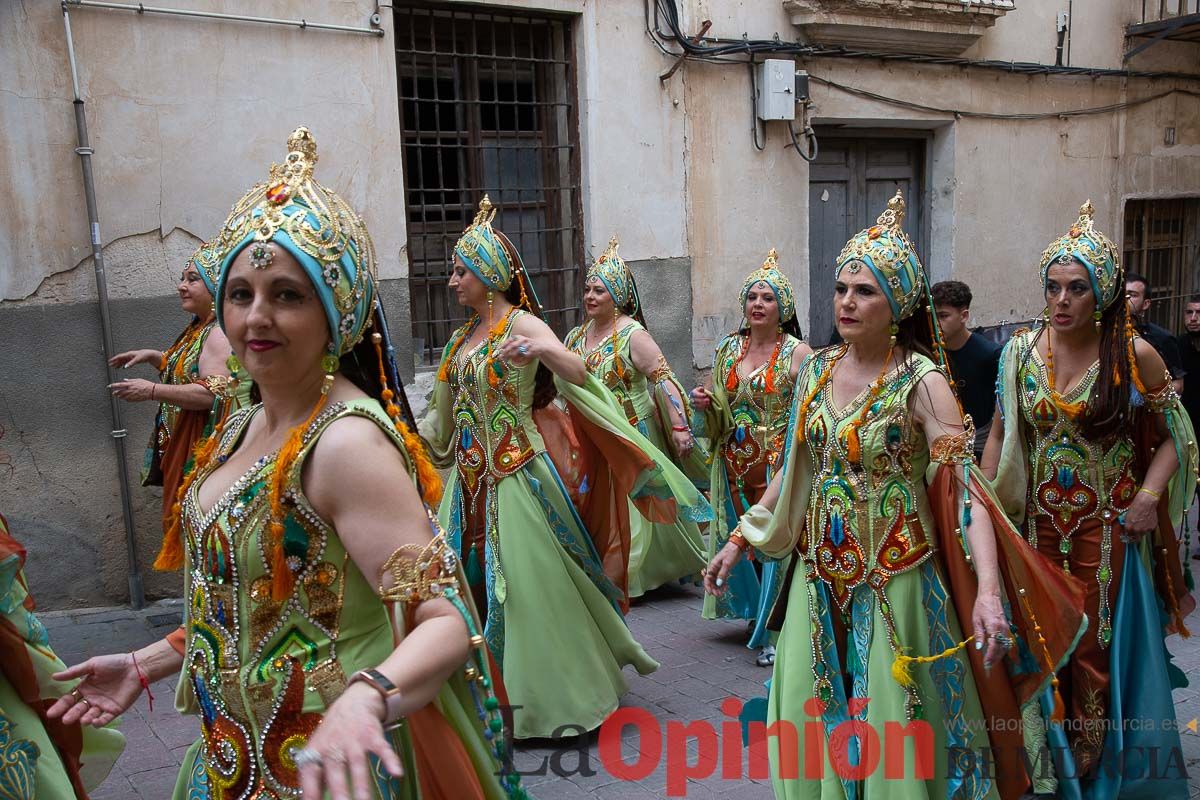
[395,2,584,365]
[1123,198,1200,333]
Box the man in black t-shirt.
[932,281,1002,462]
[1126,272,1185,392]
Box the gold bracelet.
[1137,486,1161,501]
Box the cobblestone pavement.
[42,578,1200,799]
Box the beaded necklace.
[725,332,784,394]
[795,343,896,466]
[1042,329,1089,418]
[163,314,214,384]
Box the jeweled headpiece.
[454,195,514,291]
[586,235,638,312]
[836,190,925,321]
[739,248,796,323]
[190,240,223,297]
[213,126,377,355]
[1038,200,1123,310]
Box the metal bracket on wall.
[62,0,385,37]
[1124,13,1200,61]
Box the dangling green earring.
[321,346,340,395]
[889,321,898,347]
[1092,310,1102,330]
[226,353,241,374]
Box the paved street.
[42,578,1200,799]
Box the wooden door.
[808,137,927,346]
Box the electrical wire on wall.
[644,0,1200,142]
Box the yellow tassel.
[892,652,916,688]
[890,637,973,689]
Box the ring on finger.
[70,688,83,701]
[517,343,530,356]
[78,697,92,708]
[293,748,321,768]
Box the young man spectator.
[1126,272,1185,393]
[932,281,1001,462]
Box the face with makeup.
[583,277,616,321]
[447,254,491,312]
[744,281,781,331]
[178,263,214,317]
[221,244,330,386]
[834,261,893,344]
[1044,258,1097,334]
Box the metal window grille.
[395,2,584,365]
[1141,0,1199,23]
[1123,197,1200,334]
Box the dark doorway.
[808,135,928,347]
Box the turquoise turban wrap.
[1038,200,1123,311]
[454,195,514,291]
[835,190,925,321]
[740,249,796,323]
[211,127,377,356]
[586,236,639,313]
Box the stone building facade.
[2,0,1198,606]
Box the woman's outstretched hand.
[47,654,144,728]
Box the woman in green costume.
[706,192,1087,800]
[563,236,708,598]
[692,249,812,667]
[109,243,252,571]
[50,128,526,800]
[984,201,1196,799]
[420,197,713,739]
[0,510,124,799]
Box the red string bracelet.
[131,651,155,712]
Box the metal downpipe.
[62,3,146,609]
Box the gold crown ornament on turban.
[213,127,378,355]
[1038,200,1124,311]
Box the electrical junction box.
[756,59,796,121]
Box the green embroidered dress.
[564,320,707,597]
[421,311,668,739]
[745,350,999,800]
[0,515,124,800]
[172,398,516,799]
[700,333,803,649]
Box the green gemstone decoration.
[1059,539,1072,554]
[1098,567,1110,582]
[226,353,241,373]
